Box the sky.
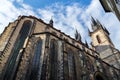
[0,0,120,50]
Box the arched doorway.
[94,71,106,80]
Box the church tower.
[89,17,120,68]
[89,17,114,48]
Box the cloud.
[0,0,38,34]
[16,0,24,3]
[0,0,17,33]
[38,3,86,39]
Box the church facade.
[0,16,120,80]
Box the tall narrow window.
[68,51,76,80]
[30,39,43,80]
[3,20,32,80]
[49,40,58,80]
[96,35,101,43]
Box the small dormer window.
[96,35,101,43]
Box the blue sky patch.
[21,0,91,9]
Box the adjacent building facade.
[99,0,120,21]
[0,16,120,80]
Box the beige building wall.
[90,28,114,47]
[90,22,120,69]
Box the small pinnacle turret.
[49,18,53,27]
[88,28,91,35]
[85,40,89,47]
[75,29,78,40]
[91,17,99,31]
[75,29,81,42]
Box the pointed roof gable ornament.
[75,29,79,40]
[75,29,78,39]
[78,33,82,42]
[85,40,89,47]
[88,28,91,36]
[49,17,53,27]
[75,29,82,42]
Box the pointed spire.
[91,18,109,35]
[96,19,101,25]
[91,16,97,26]
[96,20,105,30]
[49,17,53,27]
[91,16,99,31]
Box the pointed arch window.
[3,20,32,80]
[68,51,76,80]
[30,39,43,80]
[96,35,101,43]
[49,39,58,80]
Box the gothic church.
[0,15,120,80]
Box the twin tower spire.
[91,16,110,35]
[75,16,111,48]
